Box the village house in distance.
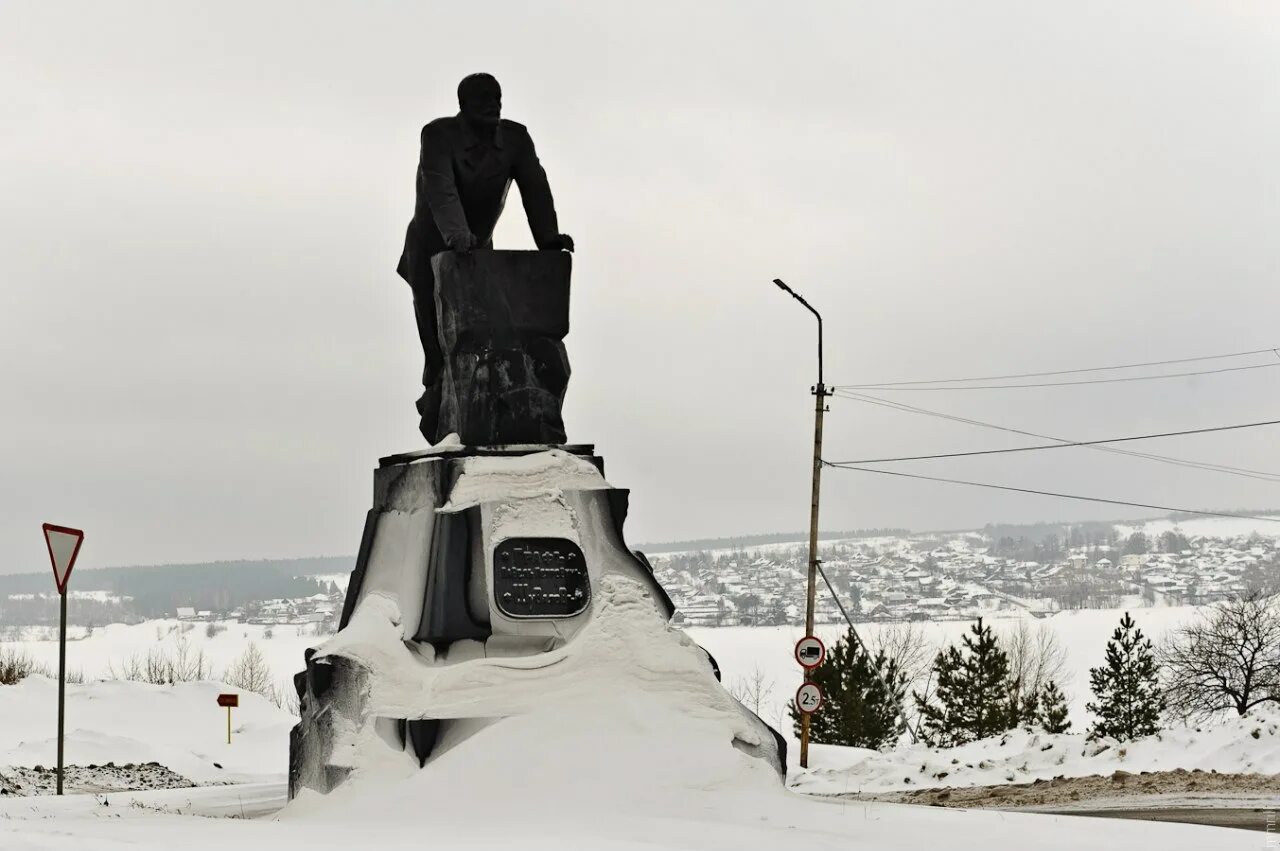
[652,520,1280,628]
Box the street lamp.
[773,278,830,769]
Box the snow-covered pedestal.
[289,447,785,798]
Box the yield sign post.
[42,523,84,796]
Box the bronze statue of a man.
[397,73,574,443]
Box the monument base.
[288,448,785,799]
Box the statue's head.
[458,73,502,126]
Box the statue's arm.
[512,130,561,249]
[420,124,471,245]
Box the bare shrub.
[109,635,211,685]
[0,647,50,684]
[273,679,301,716]
[866,623,933,738]
[867,623,932,688]
[728,664,775,716]
[224,642,273,697]
[1160,592,1280,719]
[1004,619,1071,713]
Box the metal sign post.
[42,523,84,796]
[218,693,239,743]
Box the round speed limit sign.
[795,682,824,715]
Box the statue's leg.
[412,279,444,443]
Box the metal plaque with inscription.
[493,537,590,619]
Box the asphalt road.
[1043,806,1276,833]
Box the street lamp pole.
[773,278,830,769]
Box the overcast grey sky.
[3,1,1279,574]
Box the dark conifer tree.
[1039,680,1072,734]
[1086,612,1162,740]
[914,618,1016,746]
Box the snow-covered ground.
[1,599,1271,849]
[0,677,294,787]
[0,669,1262,850]
[794,711,1280,795]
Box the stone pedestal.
[432,250,571,446]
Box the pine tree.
[1010,677,1041,730]
[1039,680,1071,734]
[790,629,907,750]
[914,618,1016,747]
[1086,612,1162,741]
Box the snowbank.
[0,677,295,785]
[793,710,1280,796]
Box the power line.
[821,463,1280,523]
[835,346,1280,389]
[835,361,1280,391]
[826,418,1280,465]
[832,391,1280,483]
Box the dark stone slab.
[432,250,572,446]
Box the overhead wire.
[821,463,1280,523]
[825,417,1280,466]
[834,346,1280,389]
[835,361,1280,391]
[832,391,1280,483]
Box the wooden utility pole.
[773,279,828,769]
[801,378,829,767]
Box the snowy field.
[5,605,1207,739]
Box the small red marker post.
[42,523,84,796]
[217,693,239,744]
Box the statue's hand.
[446,231,477,254]
[552,233,575,253]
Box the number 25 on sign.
[795,682,823,715]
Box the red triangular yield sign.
[42,523,84,594]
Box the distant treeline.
[0,556,353,621]
[636,529,911,554]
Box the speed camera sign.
[795,682,823,715]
